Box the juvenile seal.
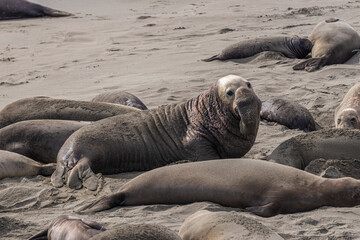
[203,36,312,62]
[28,215,106,240]
[268,128,360,169]
[0,120,89,164]
[261,98,319,132]
[91,91,148,110]
[0,0,71,20]
[79,159,360,217]
[51,75,262,190]
[335,83,360,129]
[0,97,139,129]
[0,150,55,179]
[179,210,284,240]
[293,18,360,71]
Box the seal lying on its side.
[268,128,360,169]
[335,83,360,129]
[179,210,284,240]
[79,159,360,217]
[0,120,89,164]
[261,98,320,132]
[203,36,312,62]
[51,75,262,190]
[0,150,55,180]
[28,215,106,240]
[0,0,71,20]
[0,97,139,129]
[91,90,148,110]
[293,18,360,72]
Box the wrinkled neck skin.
[185,85,259,158]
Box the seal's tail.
[202,55,220,62]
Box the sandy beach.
[1,0,360,239]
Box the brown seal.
[91,90,148,110]
[261,98,320,132]
[268,128,360,169]
[335,83,360,129]
[0,150,55,179]
[51,75,262,190]
[0,120,89,164]
[79,159,360,217]
[0,0,71,20]
[293,18,360,71]
[0,97,139,129]
[28,215,106,240]
[203,36,312,61]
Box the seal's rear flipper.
[27,229,48,240]
[40,163,56,176]
[51,164,65,188]
[293,57,328,72]
[40,7,72,17]
[246,202,277,217]
[202,55,220,62]
[77,193,125,213]
[66,158,99,190]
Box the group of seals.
[335,83,360,129]
[51,75,262,190]
[0,0,71,20]
[79,158,360,217]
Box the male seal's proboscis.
[51,75,262,190]
[335,83,360,129]
[79,159,360,217]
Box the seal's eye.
[226,90,234,96]
[350,118,357,123]
[246,82,251,88]
[337,119,341,124]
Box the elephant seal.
[0,120,89,164]
[51,75,262,190]
[268,128,360,169]
[0,97,139,129]
[90,223,181,240]
[79,158,360,217]
[293,18,360,72]
[0,150,55,179]
[91,91,148,110]
[335,83,360,129]
[261,98,320,132]
[179,210,284,240]
[28,215,106,240]
[203,36,312,62]
[0,0,71,20]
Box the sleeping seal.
[335,83,360,129]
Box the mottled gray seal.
[203,36,312,62]
[261,98,320,132]
[0,97,139,129]
[51,75,262,190]
[79,159,360,217]
[0,0,71,20]
[179,210,284,240]
[91,91,148,110]
[28,215,106,240]
[335,83,360,129]
[268,128,360,169]
[0,150,55,180]
[293,18,360,71]
[90,223,181,240]
[0,120,89,164]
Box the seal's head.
[288,36,313,59]
[335,108,360,129]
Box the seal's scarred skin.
[79,159,360,217]
[91,91,148,110]
[335,83,360,129]
[51,75,262,190]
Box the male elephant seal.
[0,0,71,20]
[179,210,283,240]
[0,97,139,129]
[91,90,148,110]
[79,159,360,217]
[28,215,106,240]
[0,150,55,179]
[261,98,320,132]
[335,83,360,129]
[268,128,360,169]
[293,18,360,72]
[0,120,89,164]
[203,36,312,62]
[51,75,262,190]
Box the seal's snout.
[235,87,255,108]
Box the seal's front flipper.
[246,202,278,217]
[66,158,99,190]
[77,193,125,213]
